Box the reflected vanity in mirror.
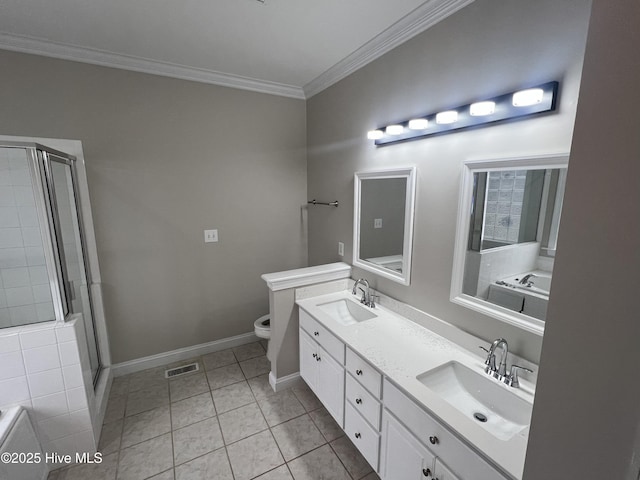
[451,154,568,334]
[354,167,417,285]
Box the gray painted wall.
[307,0,592,362]
[523,0,640,477]
[0,50,307,363]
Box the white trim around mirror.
[353,166,417,285]
[450,153,569,335]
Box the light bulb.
[408,119,429,130]
[470,101,496,116]
[385,125,404,135]
[436,111,458,124]
[367,130,384,140]
[512,88,544,107]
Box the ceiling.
[0,0,473,98]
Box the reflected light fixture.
[367,81,558,146]
[470,101,496,116]
[408,118,429,130]
[436,111,458,124]
[386,125,404,135]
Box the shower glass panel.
[45,153,101,382]
[0,147,56,328]
[0,143,102,384]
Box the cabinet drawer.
[383,379,508,480]
[344,402,380,471]
[346,348,382,398]
[346,374,381,430]
[299,310,345,364]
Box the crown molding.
[0,0,474,100]
[303,0,476,98]
[0,32,305,99]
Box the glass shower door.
[44,152,101,382]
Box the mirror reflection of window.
[462,167,567,321]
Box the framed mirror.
[450,154,568,334]
[353,167,417,285]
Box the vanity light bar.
[369,81,558,146]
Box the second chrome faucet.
[480,338,533,388]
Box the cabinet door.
[299,329,318,391]
[434,460,461,480]
[380,411,435,480]
[316,345,345,427]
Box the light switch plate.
[204,229,218,243]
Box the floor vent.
[165,362,199,379]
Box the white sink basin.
[417,361,532,441]
[318,298,377,326]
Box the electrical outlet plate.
[338,242,344,257]
[204,229,218,243]
[374,218,383,229]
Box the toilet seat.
[254,314,271,340]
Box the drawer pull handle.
[422,468,431,477]
[429,436,439,445]
[355,398,362,405]
[314,331,319,336]
[356,369,363,376]
[354,432,361,439]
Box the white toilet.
[254,314,271,361]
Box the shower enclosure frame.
[0,140,103,385]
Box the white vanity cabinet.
[343,347,383,470]
[380,411,456,480]
[382,379,509,480]
[298,303,514,480]
[299,310,345,426]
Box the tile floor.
[47,341,381,480]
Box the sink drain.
[474,412,488,423]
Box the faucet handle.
[479,346,496,374]
[504,365,534,388]
[369,294,380,308]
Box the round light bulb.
[367,129,384,140]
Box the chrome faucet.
[352,278,376,308]
[519,273,537,285]
[480,338,509,377]
[480,337,534,388]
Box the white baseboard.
[269,371,302,392]
[111,332,260,377]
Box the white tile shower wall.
[0,315,97,462]
[0,147,55,328]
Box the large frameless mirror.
[353,167,416,285]
[450,154,568,334]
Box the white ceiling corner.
[0,0,475,100]
[303,0,476,98]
